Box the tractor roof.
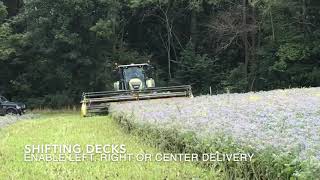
[117,63,150,69]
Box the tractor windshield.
[123,67,145,82]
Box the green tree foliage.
[0,2,8,21]
[0,0,147,108]
[175,41,225,94]
[251,0,320,90]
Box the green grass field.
[0,113,217,179]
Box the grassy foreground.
[0,113,217,179]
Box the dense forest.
[0,0,319,108]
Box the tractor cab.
[113,63,155,91]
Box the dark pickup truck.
[0,96,26,115]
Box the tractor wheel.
[6,108,19,116]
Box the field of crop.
[0,113,217,179]
[110,87,320,179]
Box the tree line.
[0,0,319,108]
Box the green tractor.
[81,63,193,117]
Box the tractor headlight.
[16,105,21,109]
[133,85,140,89]
[129,78,143,90]
[146,78,155,88]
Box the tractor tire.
[6,108,19,116]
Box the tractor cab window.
[123,67,145,82]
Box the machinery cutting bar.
[81,85,192,115]
[82,85,192,103]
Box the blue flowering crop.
[110,88,320,161]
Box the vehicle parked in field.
[0,95,26,115]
